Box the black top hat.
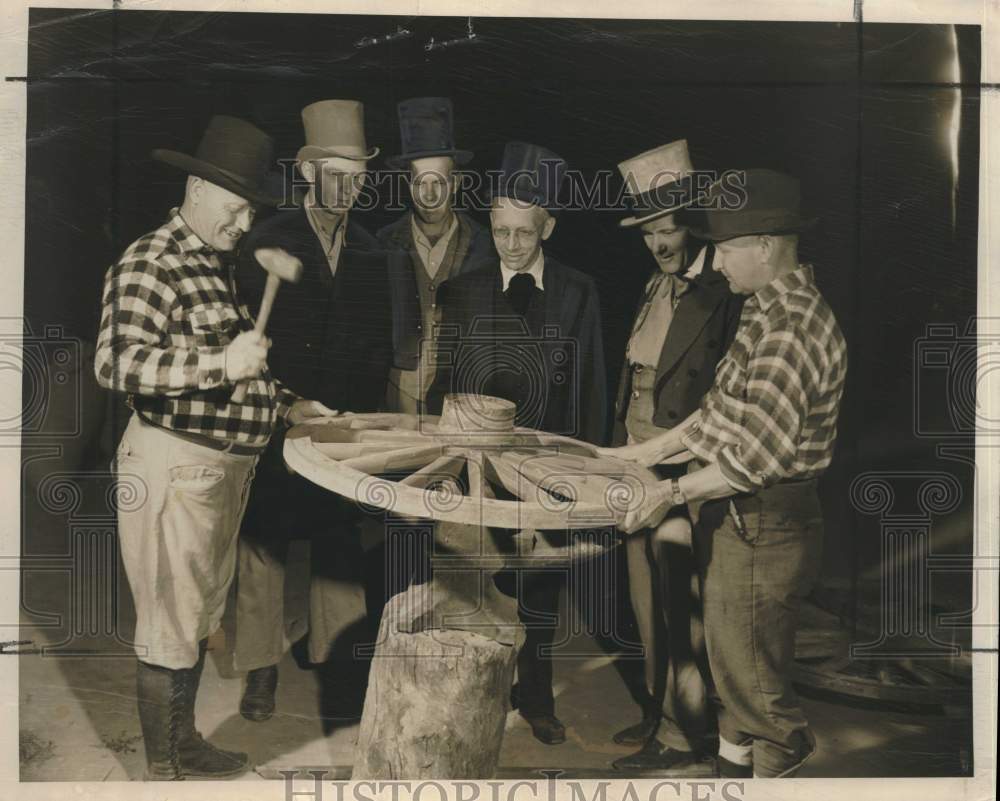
[385,97,473,170]
[152,115,281,206]
[690,169,818,241]
[491,141,568,215]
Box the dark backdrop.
[22,11,980,630]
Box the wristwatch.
[669,478,687,507]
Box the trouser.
[495,567,563,718]
[626,513,716,752]
[696,479,823,778]
[233,437,368,671]
[625,455,715,753]
[114,414,258,670]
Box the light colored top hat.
[296,99,379,163]
[618,139,703,228]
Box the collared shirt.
[681,264,847,492]
[305,202,346,277]
[94,209,297,447]
[499,250,545,291]
[627,246,707,367]
[411,213,458,280]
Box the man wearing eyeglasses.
[232,100,393,722]
[376,97,494,414]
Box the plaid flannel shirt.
[681,264,847,492]
[95,209,298,447]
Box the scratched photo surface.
[15,9,979,783]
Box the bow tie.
[505,272,538,316]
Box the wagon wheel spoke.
[354,428,430,443]
[340,444,445,475]
[482,452,533,499]
[400,454,466,489]
[528,432,601,457]
[464,450,495,499]
[313,440,406,460]
[522,451,656,483]
[486,451,579,506]
[491,451,639,512]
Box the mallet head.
[254,247,304,283]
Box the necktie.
[505,272,537,316]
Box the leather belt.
[137,413,266,457]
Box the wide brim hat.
[688,168,819,241]
[296,99,379,163]
[618,139,710,228]
[489,141,568,216]
[152,115,282,206]
[386,96,473,169]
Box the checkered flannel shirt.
[95,209,298,447]
[681,264,847,492]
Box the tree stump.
[353,584,520,779]
[290,394,625,779]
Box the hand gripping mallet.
[231,247,304,403]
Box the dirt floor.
[16,542,973,782]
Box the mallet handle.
[231,272,281,404]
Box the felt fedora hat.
[690,168,818,241]
[296,99,379,163]
[385,97,473,170]
[491,141,568,215]
[152,115,281,206]
[618,139,707,228]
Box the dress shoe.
[520,713,566,745]
[240,665,278,722]
[613,740,718,777]
[612,710,661,746]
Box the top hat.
[618,139,707,228]
[152,115,281,206]
[385,97,473,170]
[296,100,379,163]
[492,141,568,215]
[690,169,818,241]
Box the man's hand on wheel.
[596,439,663,467]
[287,399,340,425]
[620,481,676,534]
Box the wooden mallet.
[231,247,303,403]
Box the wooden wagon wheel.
[283,394,659,779]
[284,395,656,531]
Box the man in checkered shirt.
[606,169,848,779]
[95,116,333,781]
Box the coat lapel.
[654,246,726,385]
[449,213,474,278]
[541,258,578,336]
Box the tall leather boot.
[135,660,184,781]
[177,639,251,778]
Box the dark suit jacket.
[427,256,607,446]
[235,209,393,416]
[376,211,495,371]
[612,245,743,445]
